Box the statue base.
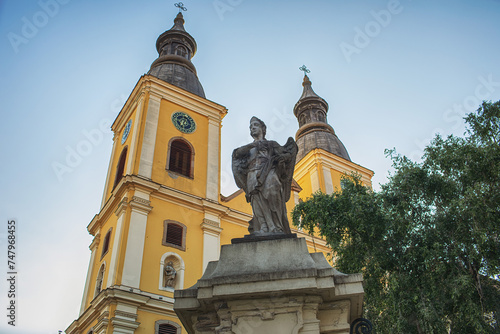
[174,237,364,333]
[231,232,297,244]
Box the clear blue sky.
[1,1,499,333]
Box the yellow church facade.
[66,11,373,334]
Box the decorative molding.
[201,219,223,234]
[114,310,138,321]
[110,316,140,334]
[93,311,109,334]
[114,196,129,216]
[89,235,101,251]
[129,196,153,214]
[202,218,219,228]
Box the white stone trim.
[310,169,320,193]
[201,217,222,272]
[79,236,100,315]
[126,96,144,175]
[121,195,152,288]
[158,252,185,291]
[206,119,220,201]
[323,166,334,194]
[101,137,118,209]
[138,94,161,179]
[294,148,374,188]
[106,197,128,288]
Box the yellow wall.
[140,196,205,292]
[150,99,209,198]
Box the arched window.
[113,147,128,189]
[167,139,193,178]
[162,220,186,251]
[175,45,187,58]
[100,228,112,259]
[155,320,182,334]
[94,263,106,297]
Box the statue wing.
[232,147,249,198]
[279,137,298,203]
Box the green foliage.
[292,101,500,333]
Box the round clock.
[121,119,132,144]
[172,111,196,134]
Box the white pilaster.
[138,94,161,179]
[125,96,144,175]
[310,169,320,193]
[200,214,222,272]
[121,192,152,288]
[106,197,128,288]
[206,118,220,201]
[322,166,334,194]
[111,304,140,334]
[101,137,118,209]
[79,236,100,315]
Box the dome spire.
[293,68,350,162]
[148,6,205,98]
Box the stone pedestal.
[174,237,364,334]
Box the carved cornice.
[114,197,129,217]
[201,219,223,234]
[93,311,109,334]
[110,316,140,333]
[114,310,138,321]
[129,196,153,214]
[89,235,101,251]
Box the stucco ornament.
[232,116,298,235]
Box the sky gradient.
[1,1,500,333]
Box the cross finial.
[175,2,187,12]
[299,65,311,75]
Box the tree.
[292,101,500,333]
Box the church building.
[66,10,373,334]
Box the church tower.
[66,12,230,334]
[67,9,374,334]
[293,74,373,196]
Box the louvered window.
[166,224,183,247]
[158,324,177,334]
[168,139,192,177]
[162,220,186,251]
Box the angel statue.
[232,116,298,235]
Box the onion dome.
[148,12,205,98]
[294,75,350,162]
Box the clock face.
[172,111,196,134]
[121,119,132,144]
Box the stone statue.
[232,116,298,235]
[164,261,177,288]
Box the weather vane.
[175,2,187,12]
[299,65,311,75]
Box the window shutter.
[166,224,183,247]
[169,140,192,177]
[158,324,177,334]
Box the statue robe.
[232,137,298,234]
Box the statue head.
[250,116,266,140]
